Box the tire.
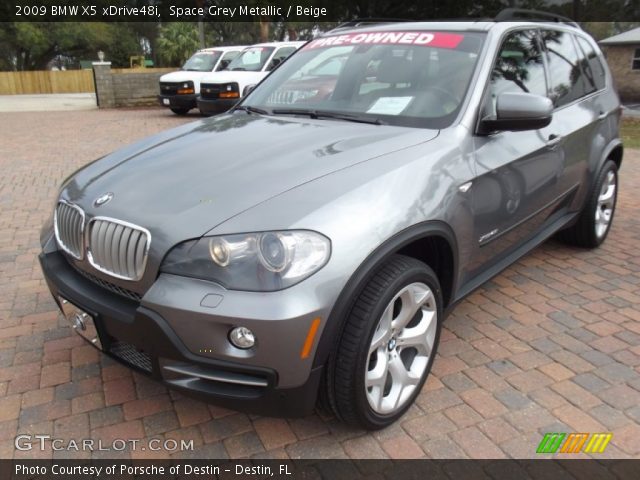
[557,160,618,248]
[326,254,443,429]
[170,108,190,115]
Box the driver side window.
[484,29,547,118]
[267,47,297,71]
[217,51,240,71]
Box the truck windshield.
[243,31,485,128]
[182,52,222,72]
[227,47,276,72]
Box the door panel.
[465,29,566,283]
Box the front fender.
[313,220,458,370]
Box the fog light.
[229,327,255,349]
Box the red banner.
[304,31,465,50]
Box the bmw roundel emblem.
[94,192,114,207]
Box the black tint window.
[543,30,589,107]
[486,30,547,116]
[576,36,606,90]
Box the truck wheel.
[558,160,618,248]
[170,108,190,115]
[328,254,442,429]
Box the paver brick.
[1,109,639,460]
[223,431,265,459]
[342,435,388,459]
[0,395,21,422]
[477,417,519,445]
[460,388,508,419]
[253,418,297,451]
[450,427,506,459]
[199,414,253,444]
[402,411,457,443]
[379,432,425,459]
[122,394,172,421]
[443,404,483,428]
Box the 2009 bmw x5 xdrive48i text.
[40,18,622,429]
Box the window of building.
[633,48,640,70]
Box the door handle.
[598,110,608,120]
[546,134,563,149]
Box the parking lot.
[0,108,639,459]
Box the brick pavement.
[0,109,639,459]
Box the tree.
[0,22,144,70]
[156,23,200,67]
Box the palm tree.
[157,23,200,67]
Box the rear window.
[542,29,592,107]
[575,35,606,91]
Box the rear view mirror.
[480,92,553,133]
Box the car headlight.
[161,230,330,291]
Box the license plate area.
[58,297,103,350]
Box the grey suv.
[40,15,622,429]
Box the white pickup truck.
[158,46,247,115]
[196,41,305,116]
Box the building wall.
[602,45,640,103]
[92,63,175,108]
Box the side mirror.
[480,92,553,133]
[242,84,257,97]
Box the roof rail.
[329,18,414,32]
[495,8,581,29]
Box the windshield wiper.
[231,67,246,71]
[233,105,270,115]
[271,108,385,125]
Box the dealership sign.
[304,31,465,50]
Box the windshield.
[182,51,222,72]
[243,31,485,128]
[227,47,276,72]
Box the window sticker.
[304,32,464,50]
[367,97,413,115]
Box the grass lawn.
[621,117,640,149]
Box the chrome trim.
[162,364,268,387]
[86,216,151,281]
[53,200,85,260]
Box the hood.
[200,70,267,91]
[61,113,438,253]
[160,71,213,90]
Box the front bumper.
[157,94,197,110]
[39,250,323,417]
[196,97,238,115]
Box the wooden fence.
[0,69,95,94]
[0,68,179,95]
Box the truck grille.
[199,84,220,99]
[54,201,85,259]
[159,82,181,95]
[87,218,150,281]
